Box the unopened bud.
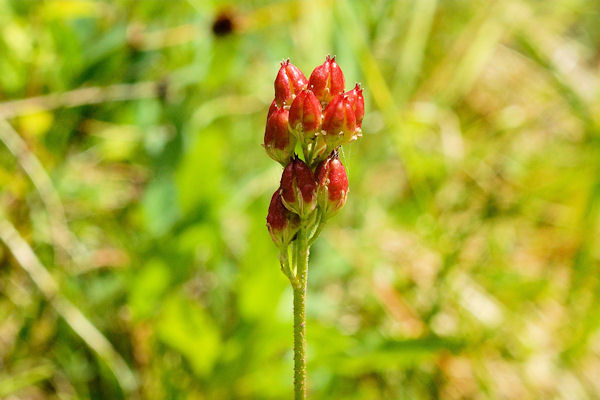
[308,55,345,104]
[267,99,277,120]
[322,93,358,148]
[280,156,317,218]
[315,153,349,218]
[266,190,300,248]
[345,84,364,128]
[274,59,308,107]
[264,106,296,166]
[289,88,322,142]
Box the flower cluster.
[265,56,363,249]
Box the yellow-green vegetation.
[1,0,600,398]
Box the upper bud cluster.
[264,56,362,248]
[264,56,364,168]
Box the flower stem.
[280,246,299,290]
[308,213,325,246]
[293,227,309,399]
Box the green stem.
[280,246,299,290]
[292,237,298,276]
[293,227,309,399]
[308,212,325,246]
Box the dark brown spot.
[212,11,235,37]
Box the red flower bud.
[280,156,317,218]
[274,59,308,107]
[289,89,322,142]
[266,190,300,248]
[308,55,345,104]
[264,106,297,166]
[267,99,277,121]
[315,153,348,218]
[345,83,364,128]
[322,93,358,148]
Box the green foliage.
[1,0,600,398]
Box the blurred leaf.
[129,259,171,320]
[0,363,54,397]
[322,336,462,376]
[175,127,225,215]
[142,174,181,236]
[157,294,221,377]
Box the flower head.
[315,152,349,218]
[308,55,345,104]
[274,59,308,107]
[264,106,296,166]
[267,190,300,248]
[345,83,364,128]
[280,156,317,218]
[322,93,358,148]
[267,99,278,120]
[289,88,322,143]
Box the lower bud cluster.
[264,56,363,249]
[266,152,349,248]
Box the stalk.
[293,226,309,399]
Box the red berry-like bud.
[315,153,349,218]
[266,190,300,248]
[264,106,297,166]
[267,99,277,120]
[289,89,322,142]
[274,59,308,107]
[322,93,358,148]
[308,55,345,104]
[345,83,364,128]
[280,156,317,218]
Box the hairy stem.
[308,212,325,246]
[293,227,309,399]
[280,246,299,290]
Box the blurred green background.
[1,0,600,398]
